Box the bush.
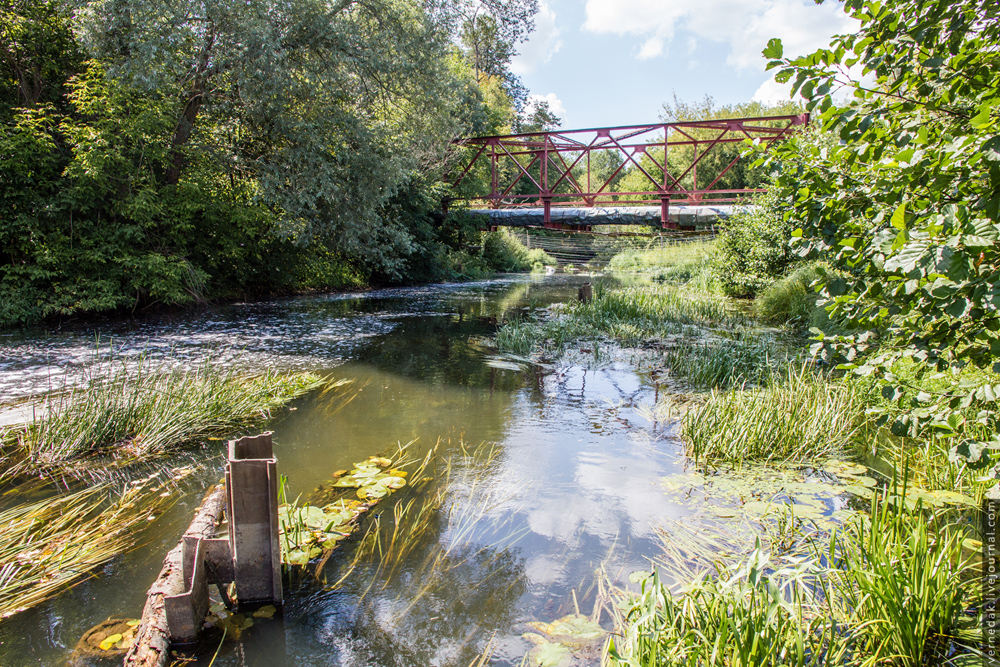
[481,228,555,272]
[716,190,797,298]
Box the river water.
[0,275,699,666]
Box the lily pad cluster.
[278,456,408,566]
[660,459,975,530]
[523,614,607,667]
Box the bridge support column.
[660,197,677,230]
[542,197,553,228]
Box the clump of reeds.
[572,285,745,330]
[662,334,783,389]
[0,479,173,619]
[829,489,978,666]
[683,364,863,466]
[2,355,325,475]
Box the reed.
[828,489,979,666]
[2,355,325,475]
[0,479,173,619]
[683,365,863,466]
[662,334,783,389]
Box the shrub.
[716,190,797,298]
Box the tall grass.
[683,365,863,465]
[575,285,744,329]
[607,240,719,292]
[0,480,173,618]
[610,485,979,667]
[829,491,978,666]
[2,355,325,474]
[754,262,824,327]
[609,550,839,667]
[662,334,783,389]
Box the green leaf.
[890,203,906,230]
[763,38,784,60]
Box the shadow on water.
[0,274,689,667]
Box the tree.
[761,0,1000,460]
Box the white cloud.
[511,2,563,75]
[527,92,567,121]
[637,36,664,60]
[583,0,858,72]
[752,77,793,104]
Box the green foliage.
[0,0,539,326]
[610,488,979,667]
[753,262,825,326]
[830,491,978,666]
[662,334,783,389]
[3,354,324,474]
[761,0,1000,457]
[715,190,798,297]
[481,228,554,272]
[683,365,863,466]
[609,552,836,667]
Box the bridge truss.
[448,114,809,228]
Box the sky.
[510,0,859,130]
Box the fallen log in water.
[123,484,227,667]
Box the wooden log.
[123,484,227,667]
[578,282,593,303]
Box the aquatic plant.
[753,262,825,326]
[608,552,840,667]
[0,479,173,619]
[683,365,863,465]
[828,490,979,666]
[2,355,327,475]
[661,333,783,389]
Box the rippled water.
[0,275,694,666]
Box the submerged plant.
[0,478,173,619]
[683,365,863,466]
[662,334,783,389]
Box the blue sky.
[510,0,859,130]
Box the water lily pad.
[99,634,123,651]
[380,476,407,490]
[925,489,976,506]
[528,641,572,667]
[286,549,310,566]
[252,605,277,619]
[369,456,392,467]
[357,484,388,500]
[529,614,606,646]
[844,475,877,487]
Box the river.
[0,274,700,666]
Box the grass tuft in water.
[607,240,719,292]
[683,364,863,466]
[3,355,326,475]
[662,334,783,389]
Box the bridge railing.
[448,114,808,228]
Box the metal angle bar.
[500,144,542,192]
[498,153,541,199]
[609,135,664,192]
[450,143,488,187]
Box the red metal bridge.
[448,114,809,229]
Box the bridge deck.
[468,204,736,229]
